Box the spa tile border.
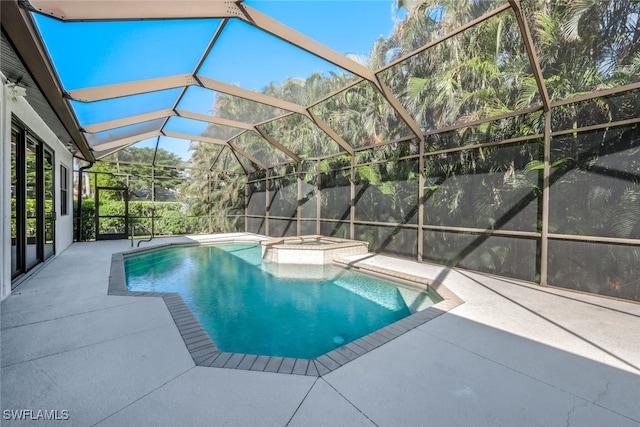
[261,234,368,251]
[109,242,464,376]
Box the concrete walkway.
[2,235,639,426]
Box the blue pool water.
[125,244,439,359]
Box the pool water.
[125,244,439,359]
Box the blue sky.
[245,0,397,56]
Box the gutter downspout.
[75,160,94,242]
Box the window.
[60,164,69,215]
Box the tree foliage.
[90,147,185,201]
[91,0,640,300]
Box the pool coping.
[108,240,464,376]
[261,234,369,251]
[261,234,370,265]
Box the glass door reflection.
[44,149,55,260]
[25,138,41,269]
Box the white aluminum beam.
[374,78,424,140]
[90,130,162,151]
[68,74,197,102]
[197,76,308,115]
[175,110,253,130]
[252,128,300,162]
[307,111,354,155]
[93,145,136,160]
[25,0,246,21]
[227,142,269,170]
[83,109,176,133]
[381,3,511,72]
[509,0,550,111]
[162,130,227,146]
[162,130,268,169]
[237,4,427,145]
[237,4,379,85]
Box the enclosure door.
[95,187,129,240]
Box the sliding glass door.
[10,127,22,278]
[11,119,55,285]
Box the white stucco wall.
[1,74,75,299]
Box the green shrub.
[73,198,96,241]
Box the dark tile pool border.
[108,242,464,376]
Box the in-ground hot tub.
[261,235,369,265]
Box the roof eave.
[2,0,94,161]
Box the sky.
[33,1,399,162]
[35,1,397,91]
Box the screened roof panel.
[13,0,637,173]
[212,146,247,173]
[164,116,208,138]
[179,85,289,125]
[230,131,291,167]
[310,80,414,148]
[380,10,538,131]
[257,114,343,158]
[199,19,357,105]
[85,118,165,147]
[382,0,505,65]
[232,151,259,174]
[33,15,220,90]
[71,88,182,127]
[155,136,195,168]
[93,146,125,160]
[188,140,225,171]
[244,0,395,68]
[98,137,158,164]
[164,116,244,144]
[177,86,217,116]
[201,122,245,141]
[522,0,640,101]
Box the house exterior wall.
[1,73,74,300]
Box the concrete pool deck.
[1,233,639,426]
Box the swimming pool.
[124,243,441,359]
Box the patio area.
[1,234,639,426]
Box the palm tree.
[528,0,640,101]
